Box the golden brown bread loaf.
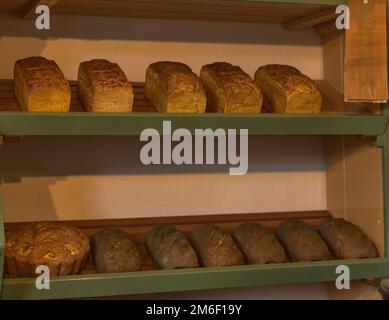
[14,57,71,112]
[146,225,199,269]
[200,62,263,113]
[317,218,379,259]
[145,61,206,113]
[92,228,141,273]
[190,224,245,267]
[233,223,287,264]
[5,222,90,277]
[276,220,332,262]
[254,64,321,114]
[78,59,134,112]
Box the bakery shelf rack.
[0,0,389,299]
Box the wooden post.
[344,0,388,102]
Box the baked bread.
[200,62,262,113]
[14,56,71,112]
[92,228,141,273]
[317,218,379,259]
[276,220,332,262]
[146,225,199,269]
[190,224,245,267]
[5,222,89,277]
[78,59,133,112]
[233,223,287,264]
[254,64,322,114]
[145,61,206,113]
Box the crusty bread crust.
[145,61,206,113]
[14,56,71,112]
[78,59,133,112]
[200,62,262,113]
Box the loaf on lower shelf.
[78,59,134,112]
[233,223,287,264]
[254,64,322,114]
[190,224,245,267]
[276,220,332,262]
[317,218,379,259]
[5,222,90,277]
[92,228,141,273]
[200,62,263,113]
[14,56,71,112]
[146,225,199,269]
[145,61,207,113]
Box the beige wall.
[0,13,330,298]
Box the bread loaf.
[233,223,287,264]
[78,59,133,112]
[14,57,71,112]
[276,220,332,262]
[146,225,199,269]
[190,224,245,267]
[317,218,378,259]
[200,62,262,113]
[254,64,321,114]
[92,228,141,273]
[5,222,89,277]
[145,61,206,113]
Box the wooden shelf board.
[0,79,385,136]
[2,210,389,300]
[0,0,345,25]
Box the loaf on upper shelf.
[145,61,207,113]
[254,64,322,114]
[5,222,90,277]
[92,228,141,273]
[200,62,263,113]
[276,220,332,262]
[233,223,287,264]
[190,224,245,267]
[14,56,71,112]
[78,59,134,112]
[317,218,379,259]
[146,225,199,269]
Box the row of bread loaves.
[4,217,378,277]
[14,57,321,114]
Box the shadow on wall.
[0,136,325,181]
[0,13,323,45]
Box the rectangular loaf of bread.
[78,59,133,112]
[14,56,71,112]
[145,61,206,113]
[254,64,322,114]
[200,62,263,113]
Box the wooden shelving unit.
[0,0,388,300]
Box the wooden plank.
[22,0,59,19]
[344,0,388,102]
[285,8,338,30]
[315,20,342,36]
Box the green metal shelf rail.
[0,112,385,136]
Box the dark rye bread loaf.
[190,224,245,267]
[276,220,332,262]
[233,223,287,264]
[92,228,141,273]
[317,218,378,259]
[146,225,199,269]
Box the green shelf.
[2,258,389,300]
[0,112,386,136]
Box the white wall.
[0,13,328,299]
